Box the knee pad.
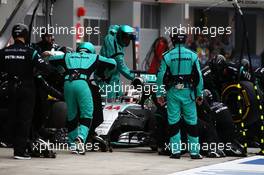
[168,122,181,137]
[80,118,92,128]
[184,122,199,137]
[67,117,78,133]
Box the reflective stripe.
[32,50,38,60]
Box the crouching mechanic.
[96,25,135,100]
[47,42,116,154]
[156,33,204,159]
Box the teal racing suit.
[97,33,135,100]
[156,44,203,155]
[49,52,116,146]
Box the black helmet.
[214,54,226,65]
[12,23,29,40]
[241,58,250,69]
[170,28,187,46]
[40,28,53,40]
[209,54,226,68]
[209,54,227,74]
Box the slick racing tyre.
[221,81,260,126]
[47,101,67,128]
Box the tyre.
[221,81,260,126]
[47,101,67,128]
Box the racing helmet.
[170,28,187,46]
[76,42,96,54]
[12,23,29,40]
[116,25,135,47]
[209,54,227,73]
[213,54,226,65]
[241,59,250,69]
[40,28,53,41]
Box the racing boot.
[92,135,111,152]
[170,153,181,159]
[29,138,56,158]
[74,137,85,155]
[158,147,171,156]
[14,152,31,160]
[42,149,56,158]
[207,149,226,158]
[190,154,203,159]
[225,140,247,157]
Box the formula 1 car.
[94,71,158,151]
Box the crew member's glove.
[196,96,203,106]
[42,51,53,57]
[157,96,166,106]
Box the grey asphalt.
[0,147,259,175]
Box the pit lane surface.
[0,148,260,175]
[169,156,264,175]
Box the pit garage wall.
[84,0,109,53]
[140,3,187,71]
[160,3,185,38]
[53,0,109,50]
[256,13,264,55]
[139,3,186,70]
[139,29,159,70]
[0,0,21,32]
[52,0,75,49]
